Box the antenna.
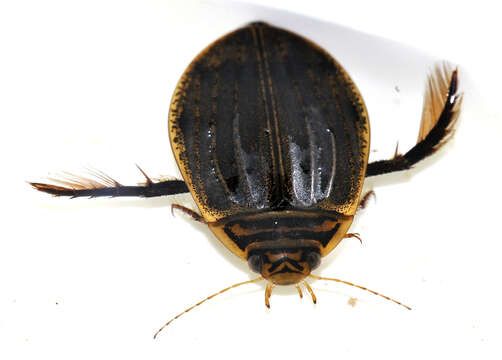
[309,274,411,310]
[154,277,263,339]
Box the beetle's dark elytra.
[170,21,369,222]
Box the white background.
[1,1,501,359]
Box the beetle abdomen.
[170,22,370,221]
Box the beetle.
[30,22,462,336]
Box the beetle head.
[247,246,321,285]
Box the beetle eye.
[306,251,321,270]
[247,255,263,273]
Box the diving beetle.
[31,22,462,336]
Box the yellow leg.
[344,233,362,244]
